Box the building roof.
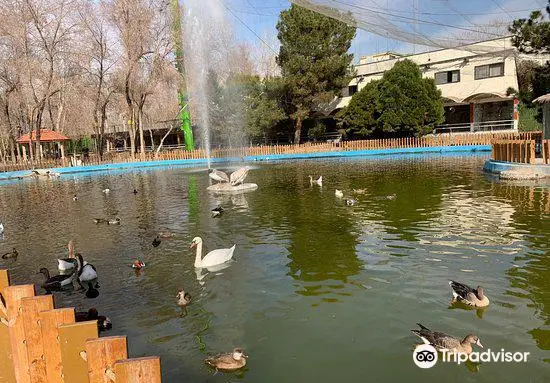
[17,129,70,143]
[534,94,550,104]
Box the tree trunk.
[294,115,303,145]
[138,109,145,160]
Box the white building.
[332,37,549,133]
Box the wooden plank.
[40,308,75,383]
[58,321,98,383]
[3,284,35,383]
[113,356,161,383]
[86,336,128,383]
[0,321,16,383]
[21,295,54,383]
[0,269,10,321]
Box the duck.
[0,222,4,235]
[107,217,120,225]
[93,218,107,224]
[176,289,191,307]
[345,198,357,206]
[205,348,248,371]
[75,253,98,283]
[211,205,224,217]
[411,323,483,354]
[157,231,174,238]
[352,188,367,194]
[38,267,75,291]
[449,281,490,307]
[75,308,112,331]
[335,189,344,198]
[132,260,145,270]
[190,237,236,268]
[133,189,138,194]
[152,236,161,248]
[73,194,78,201]
[309,175,323,187]
[2,248,18,259]
[209,169,230,183]
[102,188,110,194]
[85,282,99,298]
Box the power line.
[223,2,279,55]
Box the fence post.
[0,269,16,383]
[86,336,128,383]
[40,308,75,383]
[530,140,536,164]
[3,284,36,383]
[113,356,161,383]
[58,321,98,383]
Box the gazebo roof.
[534,93,550,104]
[17,129,70,144]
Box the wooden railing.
[0,131,543,173]
[0,269,162,383]
[492,140,536,164]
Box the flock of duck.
[0,167,493,372]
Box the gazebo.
[17,129,70,160]
[534,94,550,140]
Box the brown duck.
[411,323,483,354]
[205,348,248,371]
[449,281,490,307]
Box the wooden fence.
[0,269,162,383]
[492,138,550,164]
[0,131,543,173]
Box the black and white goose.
[449,281,490,307]
[75,253,98,284]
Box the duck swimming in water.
[205,348,248,371]
[132,260,145,270]
[211,205,224,217]
[107,217,120,225]
[38,267,76,291]
[176,289,191,307]
[152,236,161,247]
[75,308,112,331]
[75,253,98,284]
[2,248,18,259]
[449,281,490,308]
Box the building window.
[348,85,358,96]
[474,63,504,80]
[434,70,460,85]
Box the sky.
[220,0,548,62]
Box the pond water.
[1,153,550,382]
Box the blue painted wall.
[0,144,491,181]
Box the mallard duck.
[75,308,112,331]
[209,169,230,183]
[190,237,236,268]
[211,205,224,217]
[2,248,18,259]
[449,281,490,307]
[85,282,99,298]
[205,348,248,371]
[411,323,482,354]
[38,268,75,291]
[108,217,120,225]
[309,175,323,186]
[133,189,138,194]
[335,189,344,198]
[176,289,191,307]
[132,260,145,270]
[73,194,78,201]
[152,236,161,247]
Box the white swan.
[190,237,236,268]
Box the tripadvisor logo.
[413,345,529,368]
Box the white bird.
[102,188,110,194]
[209,169,230,183]
[58,240,86,271]
[230,166,250,186]
[335,189,344,198]
[309,175,323,187]
[75,253,98,283]
[0,222,4,235]
[345,198,357,206]
[190,237,236,268]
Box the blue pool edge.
[0,144,492,181]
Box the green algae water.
[1,153,550,382]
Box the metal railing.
[434,120,515,134]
